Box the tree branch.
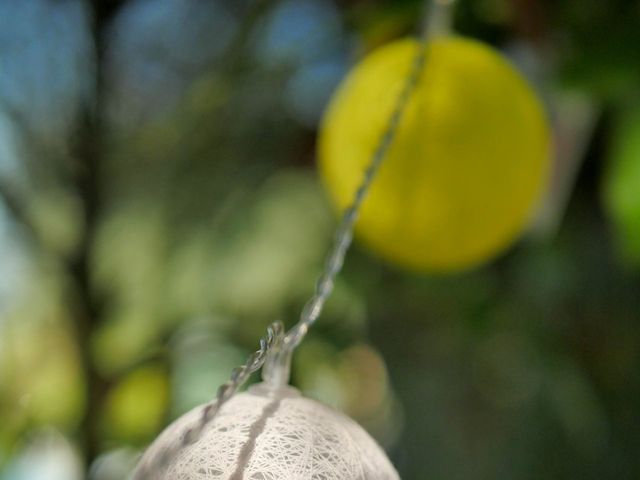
[0,178,39,243]
[68,0,128,470]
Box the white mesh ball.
[134,383,399,479]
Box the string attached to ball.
[131,1,546,478]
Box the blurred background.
[0,0,639,479]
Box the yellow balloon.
[319,37,551,272]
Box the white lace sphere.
[134,383,399,479]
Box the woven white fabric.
[134,384,399,479]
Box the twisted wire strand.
[134,1,456,475]
[134,322,284,479]
[283,38,429,352]
[136,38,428,480]
[284,0,458,351]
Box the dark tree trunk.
[69,0,126,472]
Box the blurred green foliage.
[604,102,640,266]
[0,0,639,479]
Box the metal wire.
[134,1,458,476]
[134,322,284,479]
[136,31,427,480]
[282,35,430,354]
[282,0,457,354]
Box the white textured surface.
[134,385,399,479]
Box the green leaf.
[603,103,640,266]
